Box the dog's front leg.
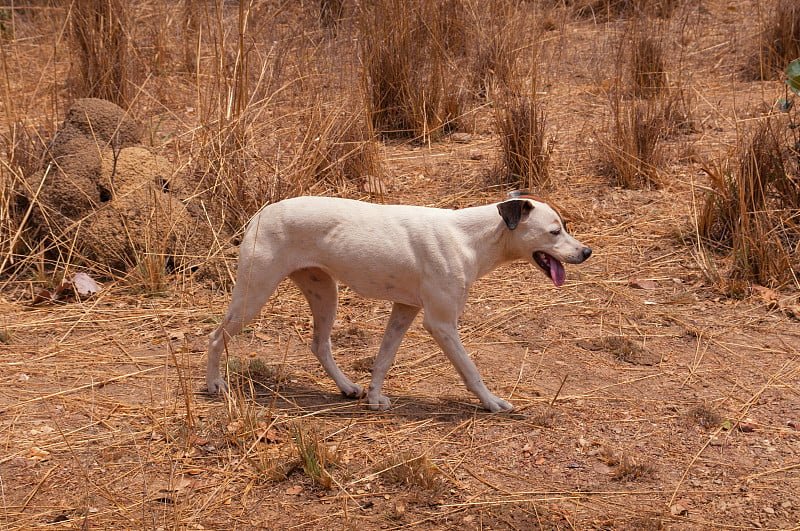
[367,303,421,410]
[423,312,513,413]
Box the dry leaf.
[751,285,779,309]
[27,446,51,461]
[31,272,101,305]
[73,272,101,296]
[630,279,657,290]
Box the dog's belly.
[333,267,423,307]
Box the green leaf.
[785,59,800,96]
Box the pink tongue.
[549,258,566,287]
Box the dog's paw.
[365,391,391,411]
[339,382,364,400]
[207,376,228,393]
[483,396,513,413]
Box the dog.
[206,193,592,412]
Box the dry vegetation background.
[1,0,800,529]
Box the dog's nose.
[582,247,592,260]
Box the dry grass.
[492,92,553,190]
[598,98,665,188]
[378,450,442,491]
[68,0,132,106]
[698,117,799,288]
[2,0,800,529]
[629,22,667,99]
[359,0,465,141]
[749,0,800,81]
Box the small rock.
[449,132,473,143]
[469,150,483,160]
[670,503,689,516]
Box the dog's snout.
[582,247,592,260]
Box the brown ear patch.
[497,198,534,230]
[508,190,565,224]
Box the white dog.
[207,193,591,412]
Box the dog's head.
[497,192,592,286]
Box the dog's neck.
[452,204,516,278]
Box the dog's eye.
[550,228,561,236]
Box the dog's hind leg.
[206,263,285,393]
[290,268,364,399]
[366,303,420,410]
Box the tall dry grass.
[68,0,132,106]
[493,92,553,190]
[596,16,672,188]
[359,0,466,140]
[698,117,799,290]
[749,0,800,80]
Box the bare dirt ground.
[2,1,800,529]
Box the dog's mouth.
[533,251,566,287]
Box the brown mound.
[100,146,173,195]
[58,98,141,148]
[27,99,221,275]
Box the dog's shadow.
[200,379,529,423]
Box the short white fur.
[207,196,591,412]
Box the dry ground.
[2,0,800,529]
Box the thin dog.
[207,193,592,412]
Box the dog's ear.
[497,199,534,230]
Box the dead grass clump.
[600,447,656,481]
[600,336,643,363]
[467,2,528,98]
[529,408,561,428]
[597,99,664,188]
[630,29,667,99]
[612,454,656,481]
[359,0,465,140]
[0,123,44,274]
[319,0,345,31]
[221,389,298,482]
[187,3,301,235]
[227,356,278,388]
[697,118,799,289]
[68,0,132,106]
[291,99,383,193]
[379,450,442,491]
[687,403,723,429]
[748,0,800,81]
[492,93,553,190]
[572,0,681,20]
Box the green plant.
[292,422,336,489]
